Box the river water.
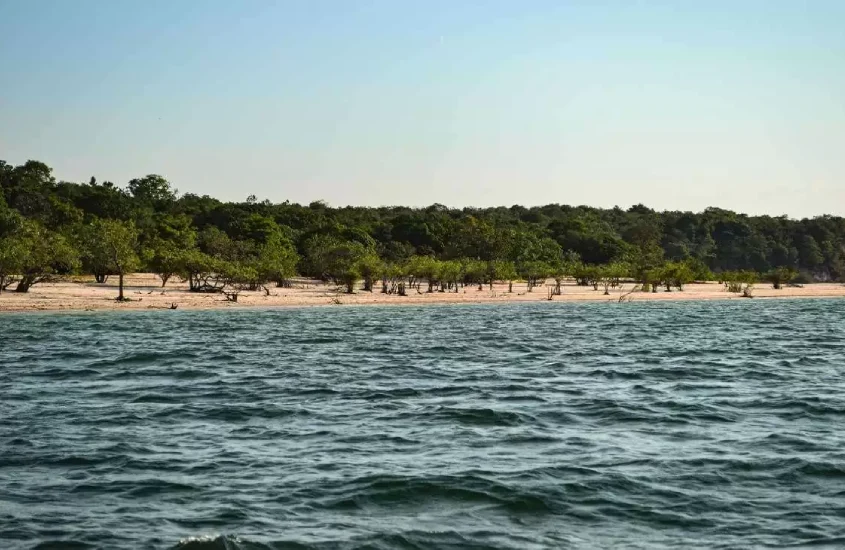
[2,300,845,549]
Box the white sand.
[1,273,843,313]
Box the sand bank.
[0,274,843,313]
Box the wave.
[7,300,845,549]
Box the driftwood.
[618,284,641,303]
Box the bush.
[765,266,797,289]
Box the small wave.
[317,473,559,515]
[172,535,276,550]
[31,541,94,550]
[429,406,535,427]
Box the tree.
[87,219,141,300]
[659,262,694,291]
[598,262,628,295]
[356,253,384,292]
[574,264,601,291]
[254,235,300,288]
[0,237,25,293]
[177,249,225,292]
[198,226,236,260]
[147,240,186,287]
[438,260,462,293]
[127,175,177,207]
[307,240,370,293]
[520,261,550,292]
[10,155,845,300]
[406,256,441,292]
[0,206,24,292]
[301,234,342,279]
[723,270,757,294]
[765,266,797,289]
[492,260,518,293]
[13,221,80,292]
[462,259,487,291]
[78,224,113,283]
[684,257,714,282]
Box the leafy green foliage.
[84,219,141,300]
[765,266,797,289]
[254,235,300,288]
[658,262,695,291]
[11,220,80,292]
[597,262,629,295]
[722,270,758,293]
[5,157,845,297]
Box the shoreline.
[1,274,843,314]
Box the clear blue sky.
[2,1,844,217]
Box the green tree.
[520,261,551,292]
[684,257,714,282]
[0,237,24,292]
[88,219,141,301]
[765,266,797,289]
[147,240,187,287]
[409,256,441,292]
[127,175,177,208]
[177,249,225,292]
[13,221,80,293]
[438,260,462,293]
[256,235,300,288]
[312,240,369,293]
[598,262,629,295]
[491,260,518,293]
[659,261,694,291]
[355,253,384,292]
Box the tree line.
[1,159,841,298]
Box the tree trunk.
[346,280,354,294]
[118,273,125,301]
[15,277,33,293]
[508,281,513,293]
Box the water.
[2,299,845,549]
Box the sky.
[1,1,844,218]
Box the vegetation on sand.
[2,158,843,297]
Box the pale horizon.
[2,1,844,218]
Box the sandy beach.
[0,273,843,313]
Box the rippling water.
[3,300,845,549]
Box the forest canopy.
[1,158,844,294]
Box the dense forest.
[1,159,843,298]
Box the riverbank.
[1,274,844,312]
